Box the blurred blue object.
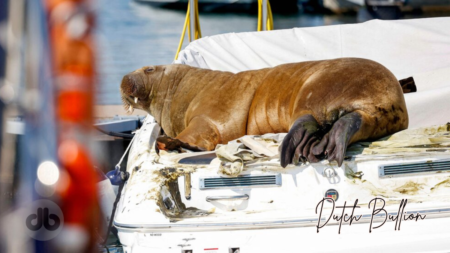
[106,166,129,186]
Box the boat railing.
[174,0,274,60]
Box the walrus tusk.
[128,105,134,113]
[134,97,138,103]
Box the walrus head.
[120,65,165,114]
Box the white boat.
[114,17,450,252]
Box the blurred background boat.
[133,0,300,13]
[132,0,450,15]
[322,0,450,19]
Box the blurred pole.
[0,0,6,120]
[0,0,35,252]
[44,0,100,252]
[1,0,24,216]
[262,0,267,31]
[0,0,61,252]
[0,0,8,209]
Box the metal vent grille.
[380,159,450,178]
[200,174,281,190]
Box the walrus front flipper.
[311,111,365,167]
[155,136,206,154]
[280,114,320,168]
[176,116,222,151]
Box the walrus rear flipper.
[311,111,365,167]
[281,111,375,167]
[280,114,321,168]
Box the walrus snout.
[120,72,149,113]
[121,74,138,95]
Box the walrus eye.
[145,67,155,73]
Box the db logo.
[26,207,61,231]
[23,199,64,241]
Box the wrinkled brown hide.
[121,58,408,166]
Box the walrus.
[120,58,408,167]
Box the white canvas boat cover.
[175,17,450,129]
